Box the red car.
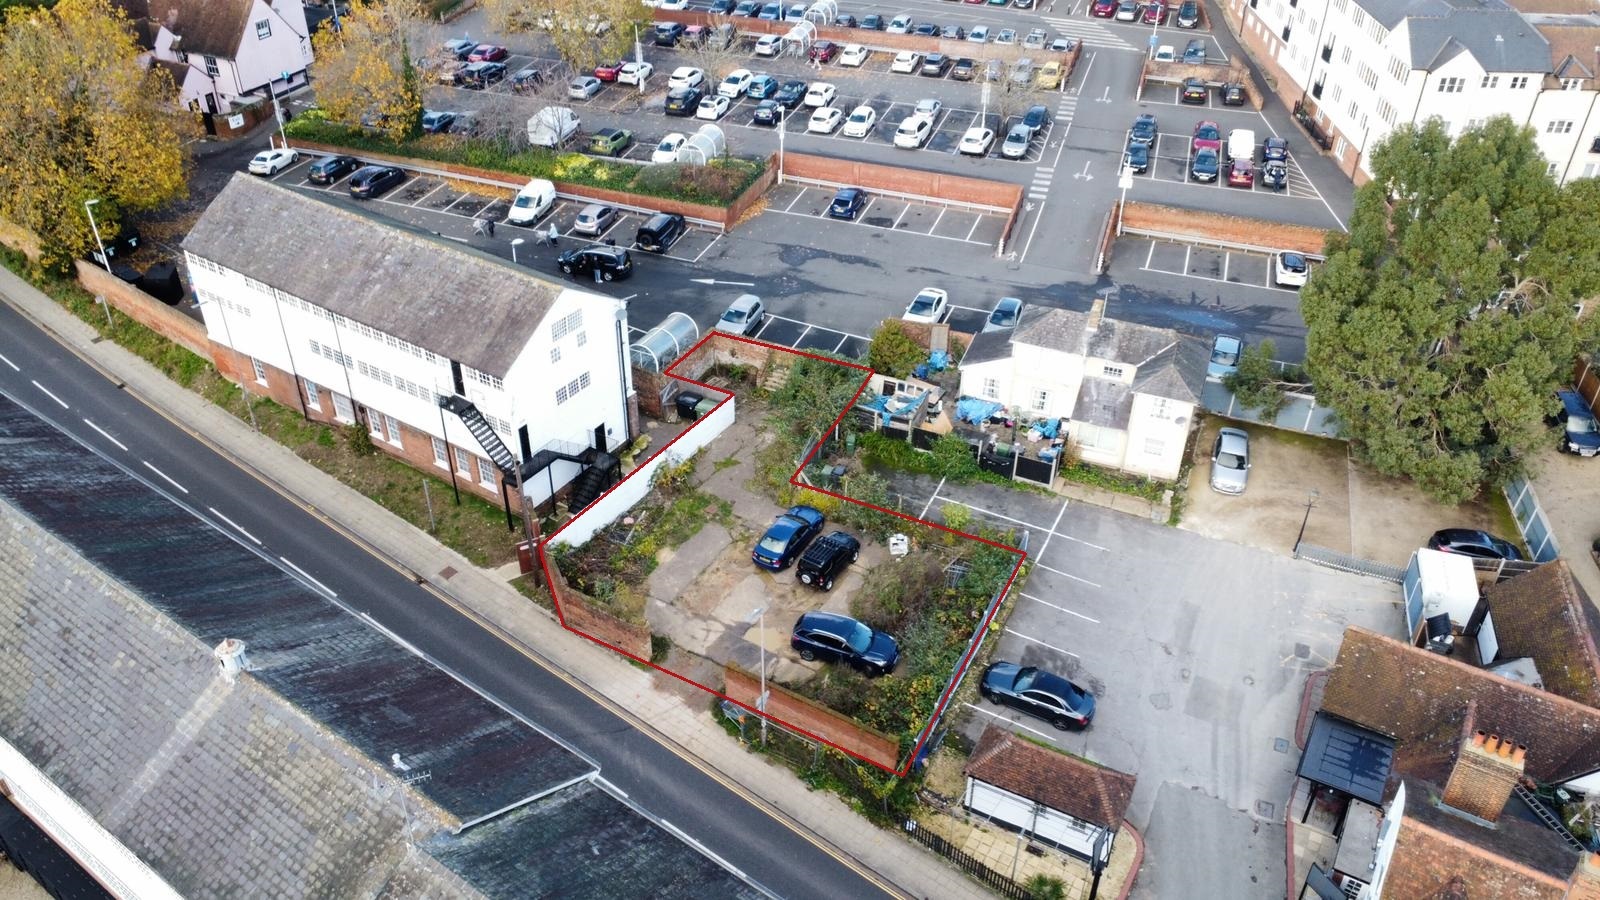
[468,43,507,62]
[593,60,625,81]
[808,40,839,62]
[1228,158,1255,187]
[1091,0,1118,16]
[1191,120,1222,153]
[1141,2,1167,23]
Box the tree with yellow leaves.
[480,0,650,73]
[309,0,424,142]
[0,0,191,270]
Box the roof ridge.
[1345,626,1600,717]
[1401,812,1573,888]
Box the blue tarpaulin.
[863,391,927,425]
[913,350,951,380]
[956,398,1004,425]
[1031,418,1060,440]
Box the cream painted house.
[117,0,313,116]
[956,301,1207,480]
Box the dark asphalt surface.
[0,300,893,900]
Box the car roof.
[796,610,862,635]
[1213,334,1241,351]
[1559,389,1595,418]
[729,293,761,311]
[1218,426,1249,446]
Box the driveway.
[1531,445,1600,600]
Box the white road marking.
[142,460,188,493]
[1004,627,1080,657]
[280,556,337,599]
[83,419,128,451]
[1033,561,1101,588]
[209,507,262,545]
[938,494,1111,551]
[1019,591,1101,623]
[31,380,67,409]
[1037,499,1070,556]
[919,477,946,520]
[964,702,1057,738]
[0,352,17,371]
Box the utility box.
[1403,548,1478,645]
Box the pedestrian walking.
[485,217,495,238]
[546,223,559,246]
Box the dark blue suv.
[752,505,824,570]
[1556,389,1600,457]
[791,611,899,676]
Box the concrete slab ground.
[1345,462,1512,569]
[1131,784,1283,900]
[1529,445,1600,601]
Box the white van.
[1227,127,1256,161]
[506,178,556,225]
[527,106,580,148]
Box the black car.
[558,245,633,281]
[912,22,939,36]
[664,86,704,116]
[1176,0,1200,26]
[635,212,686,252]
[1262,136,1289,162]
[791,611,899,676]
[951,57,977,81]
[1191,148,1220,182]
[752,99,783,125]
[940,23,966,39]
[775,79,807,108]
[834,13,858,26]
[1180,78,1208,104]
[1221,82,1246,106]
[1022,104,1050,133]
[654,22,685,46]
[710,0,736,10]
[796,530,860,590]
[307,154,361,185]
[861,12,885,28]
[828,186,867,220]
[1129,113,1158,145]
[981,661,1096,730]
[753,505,825,570]
[1183,38,1207,64]
[420,109,458,133]
[348,165,406,198]
[1260,159,1288,190]
[457,61,506,88]
[1427,529,1524,561]
[921,53,951,77]
[510,67,544,92]
[1124,141,1150,173]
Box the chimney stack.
[213,638,249,683]
[1087,297,1106,332]
[1442,731,1526,822]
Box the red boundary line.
[536,331,1026,777]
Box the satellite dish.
[1175,416,1189,426]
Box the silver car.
[983,296,1022,332]
[568,75,602,100]
[714,294,766,335]
[1210,428,1251,494]
[572,203,617,236]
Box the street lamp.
[510,237,525,265]
[744,605,770,743]
[776,107,785,184]
[82,199,114,327]
[1116,160,1133,237]
[267,69,290,149]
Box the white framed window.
[1351,7,1364,26]
[550,346,561,364]
[204,55,219,77]
[1103,365,1124,378]
[1466,117,1485,130]
[1481,75,1498,89]
[1548,162,1561,176]
[1548,120,1574,134]
[256,19,271,39]
[368,410,384,438]
[1330,84,1343,103]
[1340,46,1352,65]
[332,392,354,423]
[1334,135,1348,157]
[1031,389,1049,411]
[1387,57,1407,81]
[1144,438,1165,456]
[432,436,449,468]
[476,456,497,486]
[1563,78,1584,91]
[1437,77,1463,93]
[303,379,321,411]
[981,378,1000,400]
[454,447,472,474]
[576,331,587,347]
[250,357,268,385]
[1150,398,1172,420]
[1510,75,1529,89]
[384,414,403,448]
[556,384,570,405]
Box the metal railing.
[904,822,1034,900]
[1293,543,1406,583]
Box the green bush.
[858,432,933,474]
[866,320,926,378]
[929,434,980,480]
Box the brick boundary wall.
[1141,58,1263,109]
[1097,201,1120,274]
[1120,201,1334,255]
[545,558,653,658]
[75,260,212,357]
[724,663,901,769]
[676,332,789,380]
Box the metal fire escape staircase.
[438,395,620,512]
[438,396,518,477]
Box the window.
[256,19,271,39]
[1330,83,1343,103]
[1437,77,1463,93]
[1150,398,1172,420]
[1549,120,1574,134]
[550,310,583,341]
[1350,7,1364,26]
[1334,135,1348,157]
[1548,162,1561,177]
[1481,75,1498,89]
[576,331,587,347]
[455,447,472,474]
[432,437,449,468]
[476,456,497,486]
[1377,99,1397,126]
[303,379,321,411]
[1031,389,1049,411]
[1466,117,1485,130]
[1144,438,1166,456]
[1358,63,1378,90]
[384,414,403,448]
[204,55,219,77]
[982,378,1000,400]
[1102,365,1124,378]
[1332,0,1346,11]
[250,357,268,385]
[550,346,561,364]
[332,392,354,423]
[368,410,384,438]
[556,384,569,405]
[1340,46,1352,65]
[1563,78,1584,91]
[1510,75,1528,90]
[1387,57,1408,82]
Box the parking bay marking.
[1019,591,1100,624]
[964,702,1058,739]
[1031,561,1100,588]
[934,494,1111,551]
[1003,627,1080,658]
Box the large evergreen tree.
[1301,117,1600,503]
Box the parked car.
[1555,389,1600,456]
[510,67,544,92]
[247,147,298,176]
[791,611,899,676]
[734,0,758,12]
[506,178,556,224]
[458,61,507,88]
[912,23,938,36]
[1181,78,1208,103]
[1191,120,1222,153]
[1124,141,1150,173]
[751,99,784,126]
[695,94,731,120]
[1023,27,1048,49]
[758,1,781,18]
[664,86,704,116]
[903,287,949,323]
[921,53,952,77]
[773,78,806,106]
[828,186,868,218]
[808,106,844,133]
[1050,37,1074,52]
[1207,334,1242,380]
[1228,158,1255,187]
[840,44,870,66]
[809,40,840,62]
[347,165,405,198]
[1183,38,1207,64]
[1091,0,1117,15]
[654,22,686,45]
[914,98,943,120]
[1191,147,1220,181]
[1427,529,1523,561]
[1177,0,1200,26]
[636,212,686,253]
[1141,1,1166,23]
[1009,58,1035,86]
[981,661,1095,730]
[421,109,462,134]
[557,245,633,281]
[842,105,878,137]
[568,76,603,100]
[967,25,991,42]
[1221,82,1247,105]
[804,82,837,107]
[893,114,934,148]
[719,68,754,97]
[891,50,921,74]
[755,34,784,56]
[669,66,706,89]
[753,505,825,570]
[593,60,625,81]
[1115,0,1139,19]
[441,37,476,59]
[715,293,766,336]
[747,74,780,99]
[306,154,360,184]
[941,24,966,39]
[958,126,995,156]
[1129,113,1159,145]
[617,61,654,85]
[1154,44,1176,62]
[1000,123,1032,159]
[1209,427,1250,494]
[1262,136,1290,162]
[1260,159,1289,190]
[1022,104,1050,135]
[835,14,858,26]
[984,296,1023,332]
[887,12,914,30]
[468,43,507,62]
[951,57,978,80]
[861,13,885,28]
[1274,251,1310,286]
[1035,60,1063,90]
[796,531,860,589]
[572,203,618,236]
[588,127,633,156]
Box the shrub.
[867,320,926,378]
[347,422,376,456]
[929,434,980,480]
[851,553,943,635]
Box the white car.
[696,94,732,120]
[995,28,1016,45]
[887,13,913,33]
[804,82,837,107]
[842,105,878,137]
[1023,28,1048,50]
[840,44,869,67]
[913,98,942,120]
[668,66,705,90]
[247,148,298,175]
[890,51,921,74]
[617,61,654,85]
[1275,251,1311,287]
[1154,45,1175,62]
[755,34,784,56]
[715,294,766,336]
[903,287,949,324]
[893,114,933,149]
[719,68,753,97]
[808,106,844,133]
[958,127,995,156]
[652,132,686,163]
[967,25,990,43]
[659,0,689,8]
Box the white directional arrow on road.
[1096,86,1112,103]
[1072,161,1093,181]
[690,278,756,286]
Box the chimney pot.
[213,638,248,682]
[1472,730,1488,748]
[1512,744,1527,763]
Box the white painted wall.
[1121,394,1194,480]
[232,0,313,94]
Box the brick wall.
[723,664,901,769]
[544,554,653,658]
[782,151,1022,212]
[1441,732,1524,822]
[1120,201,1335,255]
[675,332,789,381]
[75,261,212,357]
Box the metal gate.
[1294,543,1405,583]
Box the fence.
[904,822,1034,900]
[1200,380,1339,437]
[1293,543,1406,583]
[1503,475,1561,562]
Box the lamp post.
[1294,488,1319,554]
[82,199,115,327]
[1116,160,1133,237]
[268,70,290,149]
[745,605,769,744]
[614,303,632,445]
[776,107,785,184]
[510,237,525,265]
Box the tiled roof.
[1009,308,1181,368]
[1534,21,1600,77]
[1507,0,1600,15]
[114,0,254,59]
[1381,792,1574,898]
[964,726,1135,829]
[1483,560,1600,707]
[1322,628,1600,786]
[1129,337,1208,404]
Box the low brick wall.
[1141,58,1262,110]
[1120,202,1334,256]
[75,260,211,357]
[724,664,901,770]
[544,554,653,659]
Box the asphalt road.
[0,300,891,900]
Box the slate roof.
[1129,337,1208,404]
[114,0,255,58]
[1011,308,1180,369]
[964,726,1135,830]
[1074,378,1132,429]
[0,394,762,899]
[1482,560,1600,707]
[961,329,1013,366]
[1321,627,1600,787]
[184,175,566,378]
[1393,776,1581,885]
[1406,12,1553,71]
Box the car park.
[510,67,544,92]
[594,60,625,82]
[1124,141,1150,172]
[1130,113,1158,144]
[347,165,405,198]
[1274,251,1310,286]
[796,531,860,590]
[1181,78,1208,103]
[1141,1,1165,23]
[1091,0,1117,15]
[804,82,837,107]
[1427,529,1523,561]
[748,75,780,99]
[753,505,825,570]
[1555,389,1600,457]
[887,12,914,33]
[588,128,633,156]
[572,204,619,236]
[617,61,653,85]
[1035,61,1063,89]
[808,106,844,132]
[772,79,805,106]
[247,148,298,176]
[468,43,507,62]
[958,127,996,156]
[941,24,966,39]
[669,66,706,89]
[1263,136,1289,162]
[719,68,754,97]
[664,86,703,116]
[842,105,878,137]
[1207,334,1242,380]
[893,115,934,148]
[1115,0,1139,19]
[635,212,686,252]
[828,186,868,218]
[1221,83,1246,106]
[1191,120,1222,153]
[1177,0,1200,26]
[951,57,978,80]
[891,51,921,74]
[903,287,949,323]
[984,296,1023,332]
[654,22,686,45]
[307,154,360,184]
[1227,158,1255,187]
[420,109,460,133]
[921,53,951,77]
[808,40,840,62]
[1183,38,1207,63]
[1000,123,1032,159]
[557,245,633,281]
[790,611,899,676]
[697,94,732,120]
[1209,427,1250,494]
[458,61,506,88]
[568,76,603,100]
[715,294,767,336]
[840,44,869,66]
[1260,159,1289,190]
[751,99,783,125]
[980,661,1095,730]
[506,178,557,224]
[967,25,990,42]
[1191,148,1220,181]
[755,34,784,56]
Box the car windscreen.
[1568,413,1599,434]
[909,295,938,314]
[721,308,747,323]
[757,534,789,554]
[1216,450,1246,470]
[1211,346,1239,367]
[1013,667,1037,692]
[846,621,874,653]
